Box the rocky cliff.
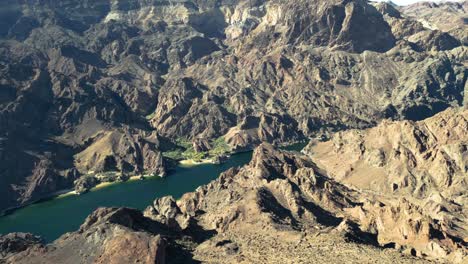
[400,0,468,45]
[305,107,468,261]
[0,0,466,213]
[305,108,467,199]
[2,137,466,263]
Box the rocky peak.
[4,207,168,264]
[249,143,313,181]
[374,1,402,18]
[0,233,43,259]
[306,107,468,199]
[79,207,147,232]
[0,0,467,254]
[4,142,467,263]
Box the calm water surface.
[0,143,306,242]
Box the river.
[0,143,306,243]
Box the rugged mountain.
[305,107,468,260]
[0,0,466,214]
[2,138,466,263]
[1,1,466,262]
[1,208,168,264]
[305,107,468,199]
[400,0,468,45]
[0,233,42,259]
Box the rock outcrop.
[0,0,466,218]
[0,233,43,259]
[192,138,212,153]
[2,208,167,264]
[5,142,466,263]
[225,113,304,151]
[305,108,467,200]
[400,0,468,45]
[305,107,468,262]
[74,128,166,176]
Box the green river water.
[0,144,305,243]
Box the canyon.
[0,0,466,263]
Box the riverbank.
[179,141,309,166]
[92,175,143,190]
[1,188,76,217]
[179,158,215,167]
[0,176,154,216]
[0,150,255,242]
[0,141,309,217]
[0,151,237,217]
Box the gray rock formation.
[0,233,43,259]
[5,142,466,263]
[2,208,167,264]
[0,0,466,217]
[400,0,468,45]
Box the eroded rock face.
[0,233,43,259]
[305,108,467,200]
[225,113,304,151]
[74,175,101,194]
[306,107,468,262]
[0,0,466,214]
[74,128,166,175]
[192,138,212,153]
[400,0,468,45]
[3,208,167,264]
[8,143,466,263]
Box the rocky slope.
[305,107,468,262]
[2,138,466,263]
[305,107,467,199]
[0,0,466,217]
[400,0,468,45]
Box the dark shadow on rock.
[257,187,300,228]
[288,180,345,227]
[343,221,380,247]
[165,239,202,264]
[182,218,218,244]
[301,200,342,227]
[403,102,450,121]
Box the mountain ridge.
[2,109,467,262]
[0,2,466,262]
[0,0,466,214]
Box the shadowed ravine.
[0,0,467,263]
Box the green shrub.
[175,138,192,149]
[182,149,207,161]
[163,137,230,162]
[163,149,184,160]
[209,137,231,156]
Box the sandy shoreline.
[1,142,306,216]
[55,189,77,198]
[56,155,238,199]
[92,176,143,190]
[55,176,145,199]
[179,158,215,167]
